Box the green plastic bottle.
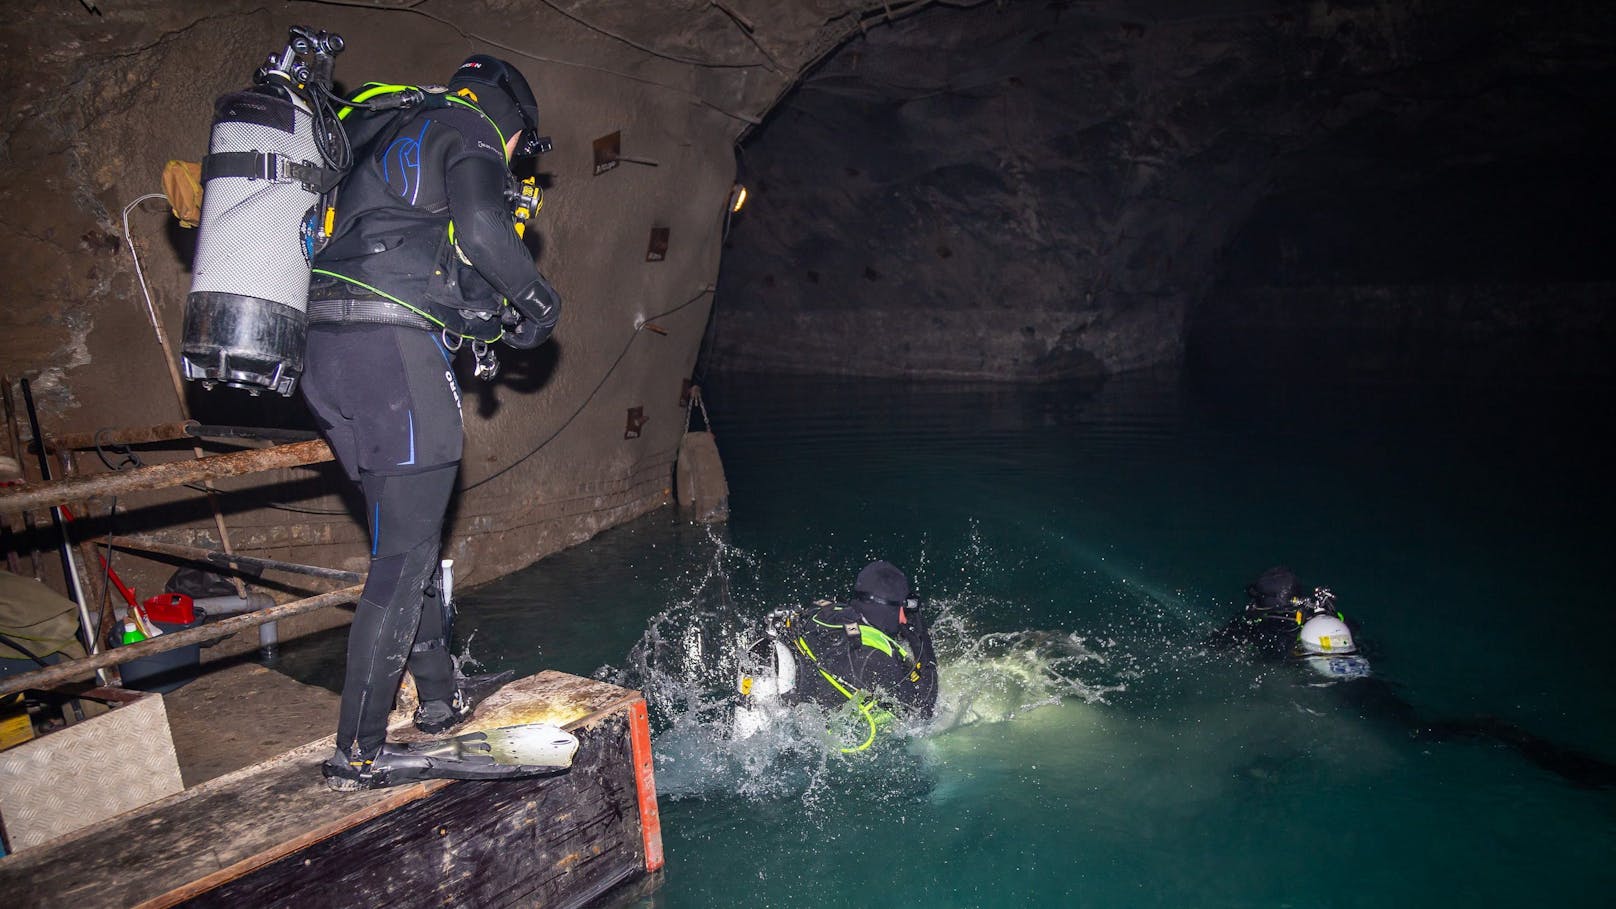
[120,619,145,645]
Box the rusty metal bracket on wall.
[592,131,660,175]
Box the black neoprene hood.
[447,55,540,153]
[854,560,910,606]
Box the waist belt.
[307,298,436,331]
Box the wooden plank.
[179,714,644,909]
[0,672,657,909]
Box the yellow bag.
[161,159,203,228]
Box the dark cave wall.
[708,0,1616,380]
[1190,0,1616,378]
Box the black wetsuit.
[302,87,558,763]
[302,325,463,758]
[787,598,939,721]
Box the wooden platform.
[0,671,664,908]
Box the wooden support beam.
[0,439,334,515]
[0,584,363,697]
[109,535,364,584]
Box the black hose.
[0,632,51,668]
[309,82,351,175]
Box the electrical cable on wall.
[122,193,172,339]
[463,287,715,492]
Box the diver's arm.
[907,626,940,718]
[1206,614,1255,650]
[443,152,562,343]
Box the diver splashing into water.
[1217,567,1616,790]
[736,561,939,752]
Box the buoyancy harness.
[308,82,530,361]
[783,600,937,752]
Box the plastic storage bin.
[118,618,202,693]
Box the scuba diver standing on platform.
[1217,567,1615,789]
[736,560,939,752]
[299,54,568,790]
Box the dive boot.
[322,723,580,791]
[414,670,516,734]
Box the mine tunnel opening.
[704,0,1616,383]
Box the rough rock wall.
[0,0,934,594]
[708,0,1616,380]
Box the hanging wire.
[121,193,172,338]
[463,287,715,492]
[288,0,766,124]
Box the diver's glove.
[500,278,561,349]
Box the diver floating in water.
[735,560,939,752]
[1219,567,1615,790]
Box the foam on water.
[594,525,1179,817]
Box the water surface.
[309,366,1616,907]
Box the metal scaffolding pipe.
[0,439,334,515]
[39,422,322,452]
[109,535,364,583]
[40,421,198,452]
[0,584,364,697]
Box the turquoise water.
[309,367,1616,907]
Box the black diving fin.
[323,723,580,791]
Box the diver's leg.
[300,325,364,483]
[408,571,456,704]
[318,325,464,778]
[1419,716,1616,790]
[334,465,458,761]
[409,571,515,733]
